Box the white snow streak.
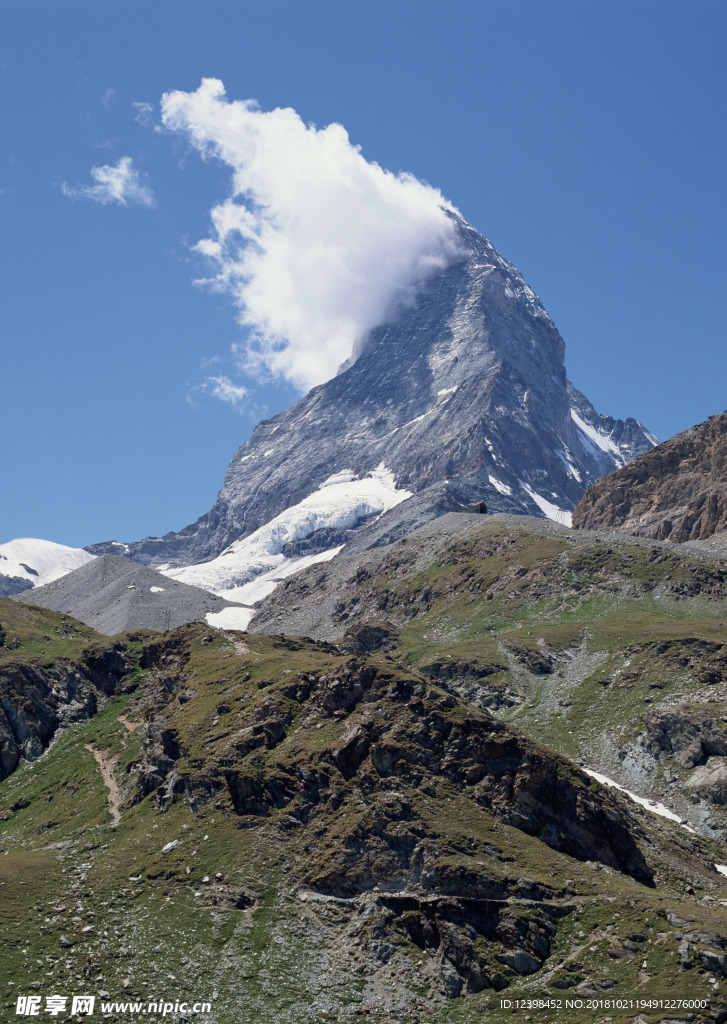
[556,449,582,483]
[584,769,684,825]
[488,475,512,496]
[571,409,623,464]
[520,483,572,527]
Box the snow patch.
[0,538,96,587]
[206,606,257,631]
[223,547,343,605]
[488,475,512,496]
[584,769,684,825]
[149,586,165,594]
[520,483,572,527]
[165,465,410,597]
[715,864,727,878]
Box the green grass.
[3,567,727,1021]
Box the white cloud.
[205,375,248,406]
[61,156,155,207]
[101,88,115,109]
[133,102,156,128]
[187,374,248,411]
[160,78,461,392]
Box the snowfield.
[0,538,96,588]
[205,606,258,631]
[165,464,411,605]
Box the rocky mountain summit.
[573,408,727,543]
[89,216,655,578]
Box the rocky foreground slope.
[572,409,727,544]
[251,512,727,842]
[2,602,727,1022]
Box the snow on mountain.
[0,538,96,596]
[583,769,693,831]
[520,483,572,527]
[570,409,624,465]
[162,465,411,605]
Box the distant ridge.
[13,554,247,636]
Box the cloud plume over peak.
[161,79,461,392]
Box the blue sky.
[2,0,725,547]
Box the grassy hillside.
[2,610,727,1022]
[251,516,727,839]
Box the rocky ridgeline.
[573,409,727,542]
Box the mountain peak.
[87,219,656,598]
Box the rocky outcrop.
[572,409,727,542]
[130,633,653,887]
[339,621,401,654]
[641,706,727,769]
[0,642,134,780]
[0,575,33,598]
[686,761,727,805]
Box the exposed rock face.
[572,409,727,542]
[88,216,654,569]
[130,629,653,887]
[0,641,134,780]
[0,576,33,598]
[641,706,727,769]
[686,761,727,805]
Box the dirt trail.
[223,631,261,656]
[85,716,140,826]
[84,745,123,827]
